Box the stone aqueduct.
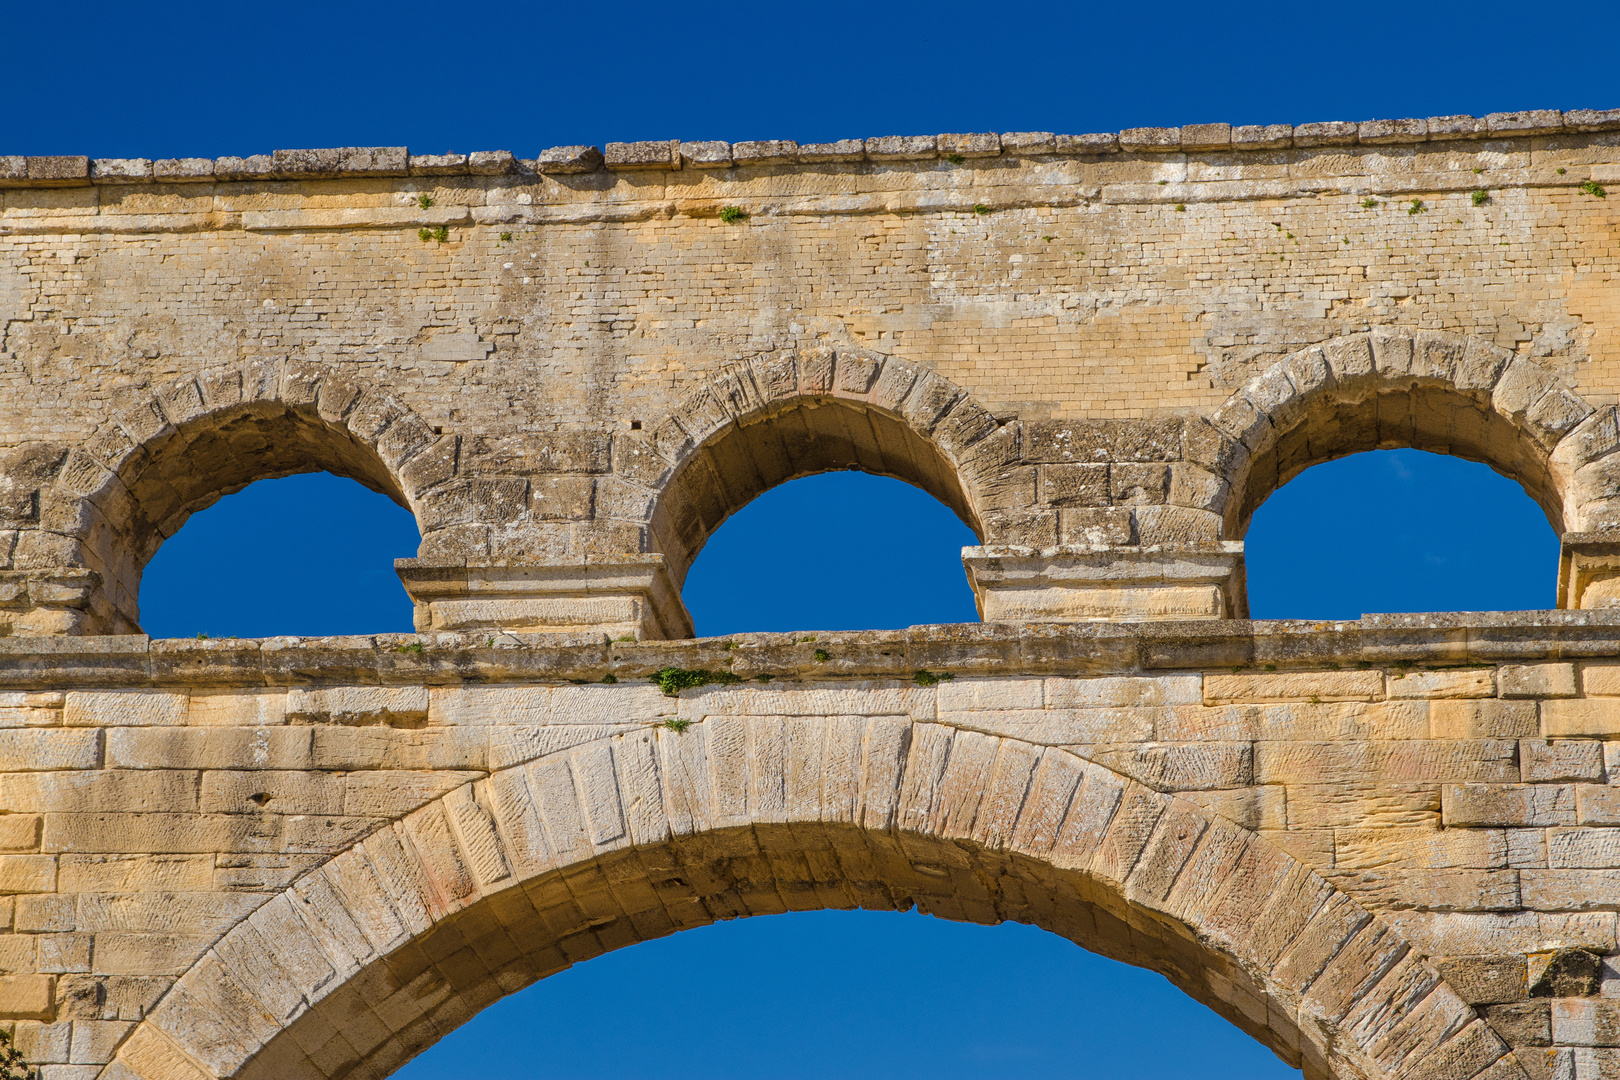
[0,111,1619,1078]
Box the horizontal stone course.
[1,107,1613,191]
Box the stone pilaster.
[395,555,693,639]
[961,542,1247,623]
[1558,530,1620,609]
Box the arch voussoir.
[106,717,1512,1080]
[1211,329,1597,543]
[11,359,449,635]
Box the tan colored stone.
[0,974,55,1019]
[1543,699,1620,737]
[1500,664,1578,699]
[62,692,186,728]
[1386,669,1496,699]
[1204,671,1384,704]
[1430,700,1539,738]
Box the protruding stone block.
[962,543,1245,623]
[396,555,692,639]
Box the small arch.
[40,360,452,634]
[1202,329,1610,542]
[609,348,1009,591]
[109,722,1510,1080]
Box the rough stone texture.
[0,624,1610,1076]
[0,113,1618,1077]
[0,120,1613,636]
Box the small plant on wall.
[0,1029,37,1080]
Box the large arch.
[106,719,1518,1080]
[37,360,451,634]
[1203,329,1619,543]
[609,348,1007,590]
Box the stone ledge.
[0,612,1617,688]
[3,106,1614,189]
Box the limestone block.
[1383,910,1617,961]
[13,1019,70,1062]
[110,1023,212,1080]
[1046,675,1202,708]
[936,133,1000,158]
[1387,669,1496,698]
[534,145,601,173]
[604,141,677,169]
[56,854,212,894]
[70,1018,133,1064]
[1552,999,1620,1046]
[0,974,54,1021]
[42,811,371,856]
[721,139,794,167]
[199,770,344,815]
[1521,870,1620,912]
[1549,828,1620,868]
[0,816,39,852]
[1334,825,1511,870]
[677,141,731,168]
[0,933,34,971]
[796,139,864,162]
[1482,1001,1551,1047]
[1501,664,1579,699]
[1431,700,1540,738]
[185,691,285,727]
[936,677,1042,712]
[0,770,199,814]
[38,933,91,973]
[1255,740,1520,785]
[1444,784,1576,827]
[1579,786,1620,825]
[1523,740,1606,783]
[309,726,486,772]
[1205,670,1383,704]
[942,707,1154,745]
[0,855,56,894]
[1326,867,1520,912]
[864,136,936,161]
[1587,664,1620,697]
[1535,696,1620,738]
[106,727,312,771]
[1435,955,1529,1005]
[284,686,427,727]
[0,731,100,771]
[343,771,483,816]
[999,132,1055,154]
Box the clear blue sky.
[21,0,1596,1074]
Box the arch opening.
[78,395,422,634]
[649,397,984,593]
[1246,449,1560,619]
[391,907,1296,1080]
[1230,383,1565,542]
[233,826,1314,1080]
[681,470,980,635]
[138,471,420,639]
[116,724,1502,1080]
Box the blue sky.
[18,0,1599,1073]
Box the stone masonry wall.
[0,112,1618,634]
[0,620,1617,1077]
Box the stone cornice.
[6,612,1620,688]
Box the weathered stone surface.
[0,113,1618,1078]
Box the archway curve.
[611,348,1008,590]
[41,360,452,634]
[1203,329,1620,543]
[107,719,1516,1080]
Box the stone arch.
[607,348,1014,590]
[105,719,1517,1080]
[1197,328,1620,542]
[35,359,455,634]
